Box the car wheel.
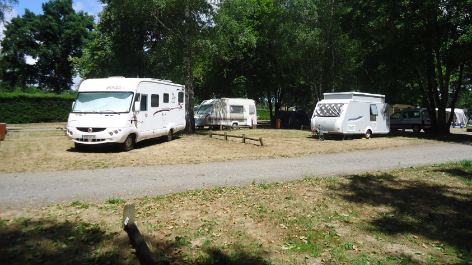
[412,125,420,133]
[365,129,372,139]
[75,142,88,151]
[167,129,173,141]
[119,134,135,151]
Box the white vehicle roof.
[78,77,183,92]
[323,92,385,103]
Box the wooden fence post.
[224,132,228,140]
[242,134,246,143]
[259,137,264,146]
[209,130,212,138]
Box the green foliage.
[0,92,75,123]
[1,0,94,93]
[256,109,270,120]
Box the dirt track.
[1,141,470,210]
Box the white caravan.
[66,77,185,151]
[311,92,390,139]
[194,98,257,129]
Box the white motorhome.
[194,98,257,129]
[66,77,185,151]
[311,92,390,139]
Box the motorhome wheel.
[119,134,135,151]
[365,130,372,139]
[167,129,173,141]
[412,125,420,133]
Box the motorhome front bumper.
[66,127,131,144]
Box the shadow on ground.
[65,135,181,153]
[329,171,472,254]
[0,218,272,265]
[387,130,472,145]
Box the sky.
[1,0,105,88]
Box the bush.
[257,109,271,120]
[0,92,75,124]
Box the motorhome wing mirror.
[71,102,75,110]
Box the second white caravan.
[66,77,185,151]
[194,98,257,129]
[311,92,390,139]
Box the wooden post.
[259,137,264,146]
[209,130,212,138]
[220,125,222,131]
[123,204,170,265]
[242,134,246,143]
[224,132,227,140]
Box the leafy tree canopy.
[1,0,94,94]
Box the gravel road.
[1,142,470,210]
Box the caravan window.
[249,105,256,114]
[197,104,213,114]
[178,92,184,103]
[230,105,244,113]
[370,104,378,121]
[164,93,169,103]
[140,94,148,111]
[151,94,159,107]
[370,104,378,116]
[314,103,344,117]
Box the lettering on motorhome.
[106,86,123,90]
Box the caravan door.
[230,105,244,125]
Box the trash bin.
[276,119,281,129]
[0,123,6,141]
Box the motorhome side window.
[370,104,378,121]
[164,93,169,103]
[178,92,184,103]
[151,94,159,107]
[140,94,148,111]
[133,93,140,111]
[230,105,243,113]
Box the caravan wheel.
[232,123,238,130]
[119,134,135,151]
[167,129,173,141]
[365,129,372,139]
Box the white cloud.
[73,0,104,17]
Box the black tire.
[412,125,420,133]
[167,129,173,141]
[232,123,238,130]
[365,129,372,139]
[74,142,88,151]
[119,134,135,151]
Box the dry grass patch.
[1,161,471,264]
[0,123,454,173]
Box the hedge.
[0,93,76,124]
[257,109,271,120]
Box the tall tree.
[343,0,472,134]
[1,0,94,93]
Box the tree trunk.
[184,6,195,134]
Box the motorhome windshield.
[313,103,344,117]
[72,92,134,113]
[196,104,214,114]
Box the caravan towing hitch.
[312,126,327,141]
